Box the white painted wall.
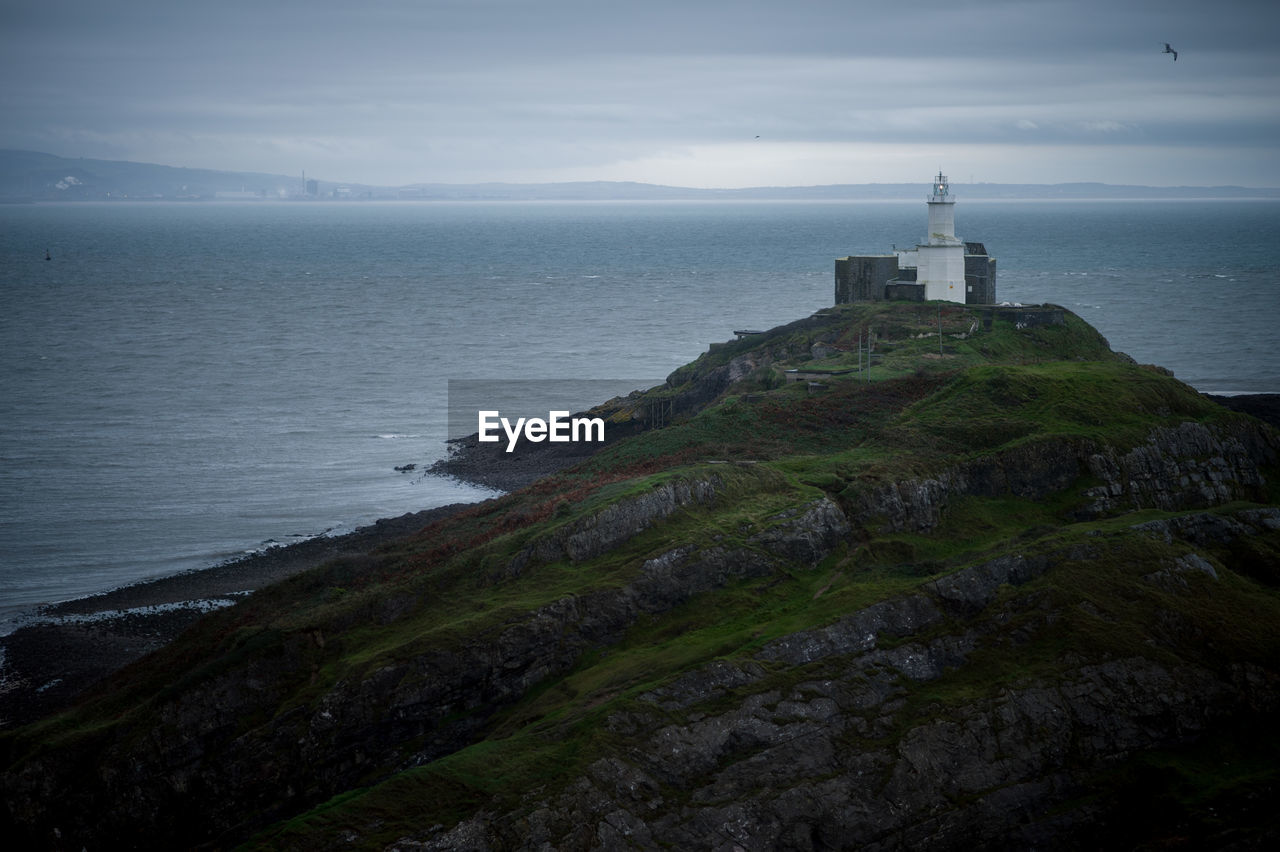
[926,198,959,245]
[917,243,966,302]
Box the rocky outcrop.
[756,592,945,667]
[1131,506,1280,546]
[748,498,851,565]
[391,529,1280,851]
[510,475,724,572]
[1143,552,1221,592]
[0,483,852,850]
[848,437,1089,534]
[662,312,841,417]
[850,420,1277,533]
[1083,421,1277,515]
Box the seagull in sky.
[1163,42,1178,61]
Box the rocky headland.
[2,302,1279,850]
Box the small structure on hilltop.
[836,172,996,305]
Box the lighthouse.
[915,172,966,301]
[834,171,996,305]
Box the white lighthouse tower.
[915,172,966,301]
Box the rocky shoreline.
[0,502,472,728]
[1,392,1276,731]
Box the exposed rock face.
[857,472,961,533]
[852,421,1278,533]
[0,483,853,850]
[1083,421,1276,515]
[392,521,1280,851]
[511,475,724,571]
[6,429,1278,849]
[1131,506,1280,546]
[748,498,851,565]
[665,312,838,417]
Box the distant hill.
[2,149,1278,201]
[0,149,316,201]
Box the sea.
[2,198,1278,631]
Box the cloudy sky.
[2,0,1278,187]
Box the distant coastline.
[4,149,1279,203]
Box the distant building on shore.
[835,172,996,305]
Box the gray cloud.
[2,0,1278,186]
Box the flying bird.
[1163,42,1178,61]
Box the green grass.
[891,360,1224,451]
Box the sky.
[2,0,1278,188]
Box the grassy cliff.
[3,303,1279,850]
